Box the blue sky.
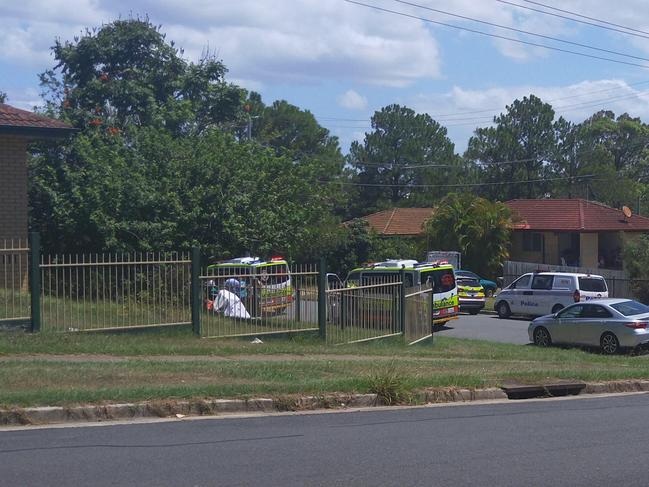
[2,0,649,153]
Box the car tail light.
[625,322,648,329]
[573,290,581,302]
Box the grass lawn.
[2,326,649,408]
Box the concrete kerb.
[2,381,649,426]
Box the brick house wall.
[0,134,29,292]
[0,134,28,241]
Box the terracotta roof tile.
[0,103,72,130]
[506,199,649,232]
[353,208,434,236]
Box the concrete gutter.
[3,380,649,427]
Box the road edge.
[3,380,649,427]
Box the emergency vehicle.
[345,259,460,324]
[206,256,293,315]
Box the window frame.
[508,273,532,290]
[531,275,554,290]
[557,304,584,319]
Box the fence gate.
[200,263,320,338]
[404,285,433,345]
[0,238,30,327]
[38,252,192,332]
[325,276,403,344]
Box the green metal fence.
[404,285,434,345]
[38,251,192,332]
[0,238,30,326]
[200,263,319,338]
[325,276,403,344]
[5,234,437,344]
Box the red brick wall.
[0,134,28,240]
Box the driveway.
[435,313,532,345]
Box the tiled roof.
[0,103,73,131]
[352,208,434,236]
[506,199,649,232]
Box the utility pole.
[243,103,258,141]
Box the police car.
[494,272,608,319]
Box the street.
[437,312,532,345]
[2,393,649,486]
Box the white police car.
[494,272,608,319]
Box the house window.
[523,233,543,252]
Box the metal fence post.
[430,283,435,345]
[295,279,301,323]
[29,232,41,333]
[191,247,201,336]
[399,267,406,335]
[318,258,327,340]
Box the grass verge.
[2,327,649,409]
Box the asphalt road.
[2,394,649,487]
[436,313,532,345]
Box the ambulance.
[206,256,293,315]
[345,259,459,324]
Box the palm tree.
[424,193,512,278]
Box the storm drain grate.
[501,382,586,400]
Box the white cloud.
[337,89,368,111]
[409,79,649,151]
[3,0,649,87]
[0,0,442,87]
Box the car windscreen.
[207,265,251,278]
[457,277,480,288]
[610,300,649,316]
[360,271,411,286]
[346,271,360,284]
[421,269,456,293]
[578,277,607,292]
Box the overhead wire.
[320,88,649,133]
[317,173,598,189]
[343,0,649,69]
[389,0,649,63]
[317,78,649,122]
[516,0,649,37]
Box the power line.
[318,173,597,189]
[322,89,649,132]
[496,0,649,40]
[389,0,649,63]
[344,0,649,69]
[318,80,649,122]
[518,0,649,37]
[353,156,538,168]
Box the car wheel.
[551,304,564,314]
[496,301,511,319]
[533,326,552,347]
[469,309,480,315]
[600,332,620,355]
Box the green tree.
[465,95,556,200]
[30,18,345,262]
[423,193,512,278]
[347,104,460,214]
[249,97,348,217]
[623,235,649,302]
[30,128,340,258]
[0,91,6,103]
[575,111,648,208]
[39,17,243,134]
